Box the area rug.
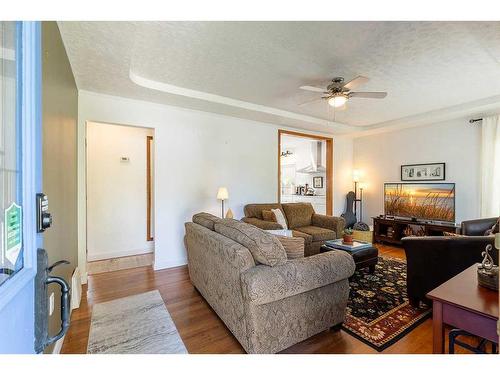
[342,257,431,351]
[87,290,188,354]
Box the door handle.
[44,275,71,347]
[47,260,70,273]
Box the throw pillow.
[262,210,277,222]
[271,208,288,230]
[214,219,287,267]
[275,235,304,259]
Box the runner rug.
[87,290,187,354]
[342,257,431,351]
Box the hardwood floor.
[87,253,154,275]
[61,244,477,354]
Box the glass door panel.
[0,21,22,286]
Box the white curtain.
[481,114,500,217]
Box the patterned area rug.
[87,290,188,354]
[342,257,431,351]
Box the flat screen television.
[384,183,455,223]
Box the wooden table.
[427,264,499,353]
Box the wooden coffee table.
[426,264,499,354]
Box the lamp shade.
[352,169,362,182]
[217,187,229,200]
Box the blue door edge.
[0,21,42,312]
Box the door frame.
[81,121,156,272]
[146,135,154,242]
[278,129,333,216]
[0,21,41,310]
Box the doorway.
[278,130,333,215]
[85,121,155,274]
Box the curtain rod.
[469,118,483,124]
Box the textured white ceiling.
[58,21,500,132]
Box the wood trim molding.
[278,129,333,216]
[146,135,154,241]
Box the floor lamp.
[217,187,229,218]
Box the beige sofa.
[184,212,355,354]
[242,203,345,256]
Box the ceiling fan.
[299,76,387,108]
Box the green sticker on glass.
[5,202,22,265]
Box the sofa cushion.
[242,217,283,230]
[281,203,315,229]
[192,212,221,231]
[295,226,336,242]
[241,251,356,306]
[261,210,276,222]
[214,219,287,267]
[244,203,283,219]
[275,235,304,260]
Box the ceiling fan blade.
[343,76,369,90]
[299,85,327,93]
[350,91,387,99]
[298,97,324,106]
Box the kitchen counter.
[280,194,326,214]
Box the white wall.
[353,119,481,224]
[78,91,352,276]
[333,136,354,217]
[86,122,154,261]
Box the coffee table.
[426,264,499,354]
[320,241,378,273]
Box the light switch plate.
[49,292,55,316]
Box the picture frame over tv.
[401,162,445,181]
[384,182,455,223]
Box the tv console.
[373,216,459,246]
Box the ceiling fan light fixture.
[328,94,348,108]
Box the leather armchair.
[402,236,497,307]
[461,217,498,236]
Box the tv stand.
[373,217,459,246]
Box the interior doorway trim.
[146,135,154,241]
[78,120,156,283]
[278,129,333,216]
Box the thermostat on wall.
[120,156,130,162]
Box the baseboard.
[51,335,65,354]
[81,271,88,285]
[87,248,153,262]
[71,267,82,310]
[153,257,187,270]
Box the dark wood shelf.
[373,216,459,246]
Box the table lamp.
[216,187,229,218]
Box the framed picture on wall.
[313,176,324,188]
[401,163,445,181]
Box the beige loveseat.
[184,212,355,354]
[242,203,345,256]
